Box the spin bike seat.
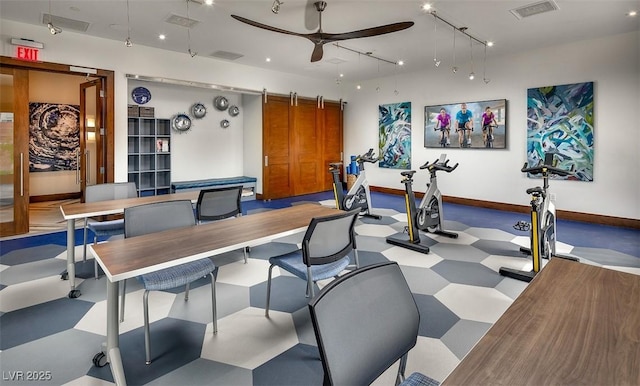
[526,186,544,196]
[401,170,416,178]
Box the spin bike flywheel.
[416,197,440,232]
[343,186,367,213]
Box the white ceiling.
[1,0,638,82]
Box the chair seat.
[138,258,217,291]
[88,219,125,235]
[401,372,440,386]
[269,251,350,282]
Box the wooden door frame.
[0,56,115,187]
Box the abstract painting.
[379,102,411,169]
[527,82,594,181]
[424,99,507,149]
[29,103,80,172]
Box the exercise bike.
[329,148,381,219]
[499,154,579,282]
[386,154,458,254]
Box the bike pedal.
[513,221,531,231]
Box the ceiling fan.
[231,1,414,62]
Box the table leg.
[106,279,126,385]
[66,219,81,298]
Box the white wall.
[2,20,638,219]
[342,31,640,220]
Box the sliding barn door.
[321,100,343,190]
[262,95,292,199]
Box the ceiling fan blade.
[324,21,414,42]
[310,43,324,62]
[231,15,306,38]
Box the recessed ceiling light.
[397,60,404,66]
[266,57,271,62]
[339,73,344,77]
[628,10,637,16]
[421,3,432,12]
[205,0,214,5]
[487,41,494,47]
[158,34,166,40]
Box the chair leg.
[396,353,409,385]
[243,246,249,264]
[93,236,99,279]
[143,290,152,365]
[82,219,89,262]
[265,264,276,317]
[210,271,217,334]
[184,283,190,301]
[354,249,360,269]
[306,266,315,298]
[119,280,127,322]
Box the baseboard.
[370,186,640,230]
[30,192,81,203]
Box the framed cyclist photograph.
[424,99,507,149]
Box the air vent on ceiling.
[165,14,200,28]
[210,51,244,61]
[510,0,559,19]
[327,57,347,65]
[42,13,90,32]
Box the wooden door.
[262,95,292,199]
[0,67,29,236]
[321,101,343,190]
[291,97,322,195]
[80,79,103,200]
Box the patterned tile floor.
[0,191,638,385]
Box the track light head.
[484,78,491,84]
[125,37,133,47]
[48,22,61,35]
[452,66,458,73]
[271,0,283,14]
[188,49,197,58]
[469,72,475,80]
[434,58,441,67]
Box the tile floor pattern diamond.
[0,191,638,385]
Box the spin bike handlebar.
[521,162,572,177]
[357,149,379,164]
[420,158,459,173]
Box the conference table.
[88,203,341,386]
[442,258,640,385]
[59,191,200,298]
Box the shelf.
[128,117,171,196]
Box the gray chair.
[83,182,138,279]
[195,186,249,263]
[122,200,218,365]
[265,209,360,317]
[308,261,440,386]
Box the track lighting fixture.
[451,26,458,73]
[271,0,283,14]
[432,12,440,67]
[125,0,133,47]
[47,1,61,35]
[483,44,490,84]
[468,36,474,80]
[185,0,197,57]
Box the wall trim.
[371,186,640,230]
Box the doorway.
[0,56,114,237]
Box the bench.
[171,176,257,201]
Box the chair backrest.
[125,200,196,238]
[86,182,137,203]
[302,209,359,266]
[308,261,420,386]
[196,186,242,221]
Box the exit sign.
[15,46,40,62]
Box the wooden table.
[442,258,640,385]
[89,203,341,385]
[59,191,199,298]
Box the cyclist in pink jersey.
[481,106,497,146]
[435,108,451,146]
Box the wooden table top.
[442,258,640,386]
[90,203,341,282]
[59,191,200,220]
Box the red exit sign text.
[15,46,40,62]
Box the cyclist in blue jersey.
[455,103,473,147]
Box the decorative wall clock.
[191,102,207,119]
[131,87,152,104]
[172,113,192,133]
